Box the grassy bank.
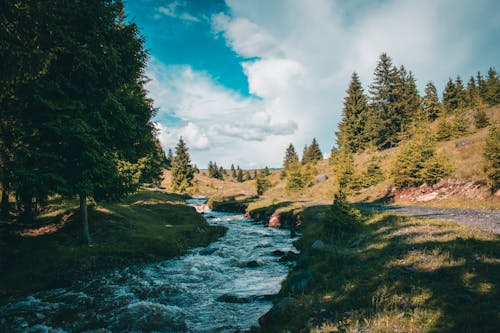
[0,190,226,300]
[258,204,500,332]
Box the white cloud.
[149,0,498,168]
[157,1,200,22]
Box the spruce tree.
[301,144,309,165]
[283,143,299,169]
[166,148,173,170]
[262,166,271,176]
[474,109,490,129]
[171,137,194,192]
[286,162,305,192]
[231,164,237,178]
[455,76,467,109]
[442,78,458,112]
[336,72,369,152]
[236,166,243,182]
[305,138,323,163]
[255,170,271,195]
[466,76,481,107]
[477,71,487,101]
[485,67,500,105]
[484,126,500,192]
[423,81,440,121]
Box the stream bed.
[0,198,296,332]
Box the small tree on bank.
[484,126,500,192]
[171,137,194,192]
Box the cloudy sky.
[124,0,499,169]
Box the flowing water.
[0,198,296,332]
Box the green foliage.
[336,72,369,152]
[392,129,451,188]
[303,138,323,163]
[484,67,500,105]
[138,139,167,185]
[361,157,385,187]
[286,162,305,192]
[452,111,470,136]
[435,119,454,141]
[283,143,299,171]
[171,137,194,192]
[208,161,224,180]
[255,171,271,196]
[484,126,500,192]
[442,78,458,113]
[262,166,271,176]
[236,167,244,182]
[423,81,440,121]
[474,109,490,129]
[466,76,482,107]
[332,149,359,193]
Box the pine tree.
[286,162,305,192]
[484,126,500,192]
[362,157,385,187]
[477,71,487,101]
[283,143,299,169]
[236,166,243,182]
[245,171,252,180]
[255,171,271,196]
[336,72,369,152]
[455,76,467,109]
[485,67,500,105]
[435,119,454,141]
[262,166,271,176]
[171,137,194,192]
[301,144,309,165]
[423,81,440,121]
[466,76,481,107]
[166,148,173,170]
[474,109,490,129]
[193,164,200,174]
[231,164,237,178]
[452,110,469,137]
[442,78,458,112]
[305,138,323,163]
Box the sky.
[124,0,499,169]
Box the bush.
[361,157,385,187]
[474,109,490,129]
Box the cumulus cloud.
[148,0,499,167]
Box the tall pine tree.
[423,81,440,121]
[283,143,299,169]
[171,137,194,192]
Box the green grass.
[258,205,500,332]
[0,190,226,301]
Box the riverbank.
[0,190,226,301]
[250,201,500,332]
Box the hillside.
[162,105,499,210]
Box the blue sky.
[124,0,499,168]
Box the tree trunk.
[80,194,91,245]
[1,189,9,217]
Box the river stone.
[289,270,312,294]
[272,249,286,256]
[244,260,261,268]
[278,251,300,262]
[311,239,327,250]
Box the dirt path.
[355,203,500,235]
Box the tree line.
[0,0,166,243]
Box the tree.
[336,72,369,152]
[466,76,481,107]
[362,157,385,187]
[230,163,237,178]
[392,128,451,188]
[166,148,173,170]
[423,81,440,121]
[236,166,243,182]
[255,171,271,196]
[455,76,467,109]
[304,138,323,163]
[245,171,252,180]
[283,143,299,169]
[138,138,167,185]
[474,109,490,129]
[442,78,458,113]
[286,162,305,192]
[301,144,309,165]
[477,71,487,101]
[171,137,194,192]
[484,67,500,105]
[484,126,499,192]
[262,166,271,176]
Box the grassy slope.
[258,205,500,333]
[0,190,226,300]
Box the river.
[0,198,296,332]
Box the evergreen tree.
[286,162,305,192]
[334,149,356,192]
[455,76,467,109]
[171,137,194,192]
[442,78,458,112]
[485,67,500,105]
[283,143,299,169]
[423,81,441,121]
[166,148,173,170]
[262,166,271,176]
[452,110,469,137]
[435,119,454,141]
[477,71,487,101]
[484,126,500,192]
[301,144,309,165]
[474,109,490,129]
[219,166,225,180]
[466,76,481,107]
[255,170,271,196]
[304,138,323,163]
[138,138,167,185]
[236,166,243,182]
[230,164,237,178]
[362,157,385,187]
[336,72,369,152]
[193,164,200,174]
[245,171,252,181]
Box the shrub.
[484,126,500,192]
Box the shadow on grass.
[265,205,500,332]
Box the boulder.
[312,174,328,184]
[278,251,300,262]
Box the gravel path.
[355,203,500,235]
